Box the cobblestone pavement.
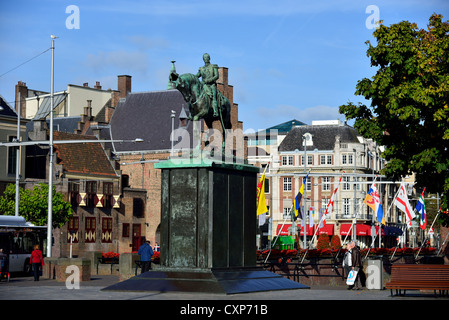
[0,274,446,301]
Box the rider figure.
[196,53,219,117]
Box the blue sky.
[0,0,447,131]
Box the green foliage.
[330,235,342,250]
[0,183,72,228]
[316,233,331,250]
[339,14,449,226]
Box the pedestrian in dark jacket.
[138,240,154,274]
[349,240,363,290]
[30,245,44,281]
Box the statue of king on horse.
[168,54,232,135]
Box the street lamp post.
[47,35,57,257]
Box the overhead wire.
[0,47,51,78]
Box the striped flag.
[394,183,416,227]
[322,173,343,227]
[256,172,268,216]
[364,183,385,225]
[293,170,310,221]
[415,188,427,230]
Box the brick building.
[89,66,245,249]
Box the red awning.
[300,225,314,236]
[276,224,293,236]
[340,224,374,236]
[356,224,371,236]
[317,224,334,235]
[340,224,353,236]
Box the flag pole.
[300,172,343,264]
[437,220,449,255]
[264,205,292,264]
[415,205,440,259]
[300,211,325,264]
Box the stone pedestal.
[104,159,308,294]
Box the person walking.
[138,239,154,274]
[342,243,352,289]
[349,240,363,290]
[30,244,44,281]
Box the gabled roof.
[107,90,193,153]
[279,124,359,152]
[0,94,18,119]
[54,131,117,178]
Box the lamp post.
[47,35,57,257]
[352,148,357,241]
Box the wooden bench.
[386,264,449,297]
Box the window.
[320,155,326,165]
[342,177,350,191]
[7,136,18,175]
[301,155,313,166]
[103,182,113,208]
[282,156,293,166]
[264,178,270,193]
[133,198,144,218]
[283,177,292,191]
[322,177,331,191]
[67,216,79,243]
[86,181,97,207]
[343,198,351,216]
[85,217,96,243]
[327,155,332,165]
[122,223,130,237]
[69,181,79,208]
[321,198,329,211]
[283,207,291,220]
[102,217,112,243]
[342,153,353,165]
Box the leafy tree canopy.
[0,183,72,228]
[339,14,449,226]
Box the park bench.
[386,264,449,297]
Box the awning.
[340,223,373,236]
[384,226,403,236]
[276,224,294,236]
[300,225,314,236]
[373,225,386,236]
[317,224,334,235]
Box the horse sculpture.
[169,70,232,153]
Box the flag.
[363,183,385,225]
[309,207,315,228]
[322,173,344,227]
[415,188,427,230]
[293,170,310,221]
[256,173,268,216]
[394,183,416,227]
[293,191,302,221]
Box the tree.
[0,183,73,228]
[339,14,449,226]
[317,233,331,250]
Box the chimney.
[94,81,102,90]
[218,67,228,85]
[117,75,131,99]
[15,81,28,118]
[83,82,89,87]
